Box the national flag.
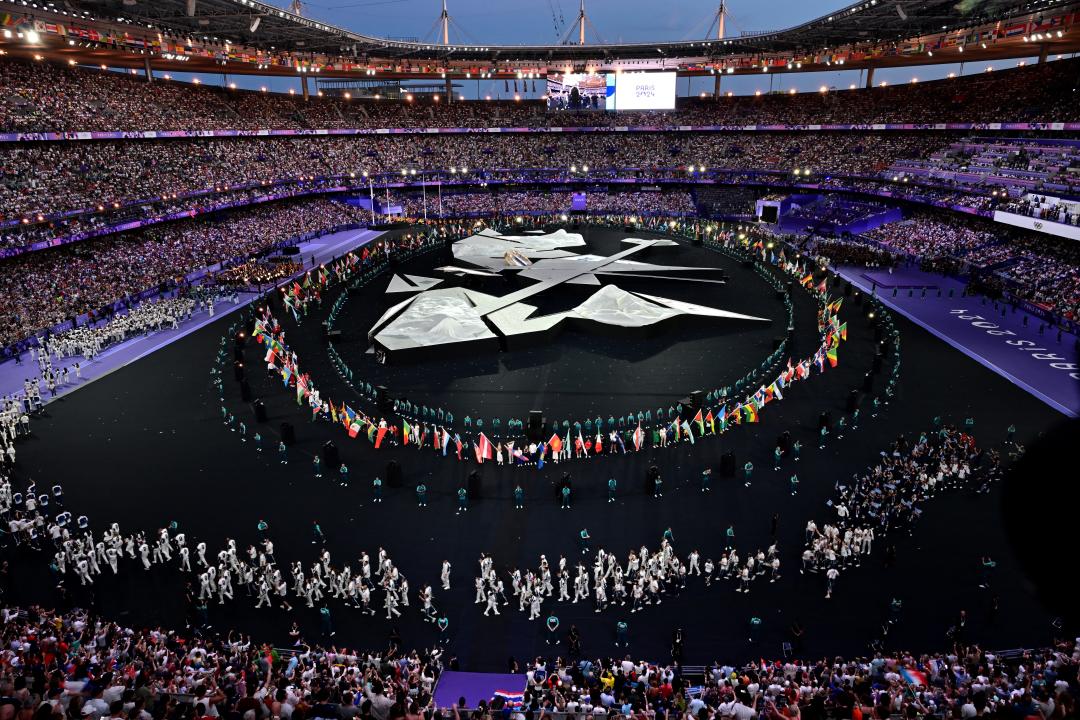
[768,382,783,401]
[632,423,644,451]
[681,420,695,444]
[743,404,758,423]
[577,431,589,457]
[693,408,704,435]
[454,434,463,460]
[594,432,603,454]
[348,421,361,439]
[800,273,813,288]
[900,667,928,686]
[826,346,839,367]
[402,418,413,445]
[493,691,525,706]
[418,426,428,448]
[705,410,716,434]
[815,351,826,373]
[838,321,848,341]
[475,433,494,463]
[375,426,388,449]
[330,403,338,424]
[536,442,546,470]
[815,278,827,295]
[548,433,563,455]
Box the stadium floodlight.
[570,165,577,172]
[582,164,589,172]
[461,167,468,173]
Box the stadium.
[1,0,1080,715]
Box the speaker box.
[280,422,295,445]
[527,410,544,442]
[690,390,703,412]
[386,460,402,488]
[252,399,267,423]
[375,385,394,413]
[280,245,301,256]
[721,451,736,477]
[322,440,340,468]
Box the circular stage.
[331,225,791,425]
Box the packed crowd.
[855,210,1080,317]
[0,600,1075,720]
[888,139,1080,208]
[3,55,1079,133]
[397,192,696,218]
[0,132,945,231]
[802,424,1000,592]
[0,198,367,348]
[40,297,198,361]
[0,604,445,720]
[864,213,1002,259]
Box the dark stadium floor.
[6,238,1069,670]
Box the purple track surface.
[838,264,1080,417]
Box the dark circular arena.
[2,1,1080,719]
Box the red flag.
[548,433,563,454]
[374,426,388,449]
[476,432,494,463]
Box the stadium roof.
[2,0,1079,77]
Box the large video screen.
[546,73,615,111]
[613,71,677,111]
